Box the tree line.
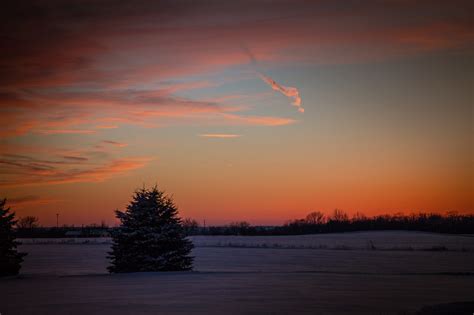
[182,209,474,235]
[10,209,474,238]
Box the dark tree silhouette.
[305,211,325,225]
[17,216,39,230]
[108,187,193,273]
[228,221,252,235]
[182,218,199,236]
[330,209,349,222]
[0,199,27,276]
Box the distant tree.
[17,216,39,230]
[108,186,194,273]
[228,221,251,235]
[305,211,325,225]
[330,209,349,222]
[351,212,367,221]
[182,218,199,235]
[0,199,27,276]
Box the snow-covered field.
[19,230,474,251]
[2,231,474,314]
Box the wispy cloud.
[36,129,97,135]
[259,74,304,113]
[0,87,298,139]
[2,1,471,91]
[102,140,128,147]
[199,134,242,138]
[221,114,296,126]
[0,157,151,187]
[0,143,150,187]
[62,155,89,162]
[8,195,60,208]
[95,125,118,129]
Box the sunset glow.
[1,0,472,226]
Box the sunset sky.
[1,1,472,226]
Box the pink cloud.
[259,74,303,113]
[0,1,470,140]
[199,134,242,139]
[221,114,296,126]
[1,1,471,91]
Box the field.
[1,231,474,314]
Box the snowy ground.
[1,231,474,314]
[19,230,474,251]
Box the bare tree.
[182,218,199,235]
[17,216,39,229]
[305,211,325,225]
[352,212,367,221]
[331,209,349,222]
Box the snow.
[190,230,474,251]
[2,231,474,314]
[19,230,474,250]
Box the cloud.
[259,74,304,113]
[0,156,151,187]
[0,143,150,187]
[1,1,471,140]
[96,125,119,129]
[3,1,470,89]
[221,114,296,126]
[240,46,303,113]
[0,87,295,138]
[9,195,42,204]
[62,156,89,162]
[36,129,97,135]
[102,140,128,147]
[1,1,470,91]
[199,134,242,138]
[7,195,60,208]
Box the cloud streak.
[102,140,128,147]
[0,144,150,187]
[199,134,241,138]
[0,157,150,187]
[259,74,304,113]
[8,195,61,208]
[0,87,294,138]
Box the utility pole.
[56,213,59,228]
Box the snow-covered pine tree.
[108,186,194,273]
[0,198,27,276]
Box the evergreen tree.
[108,186,194,273]
[0,198,26,276]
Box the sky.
[0,0,473,226]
